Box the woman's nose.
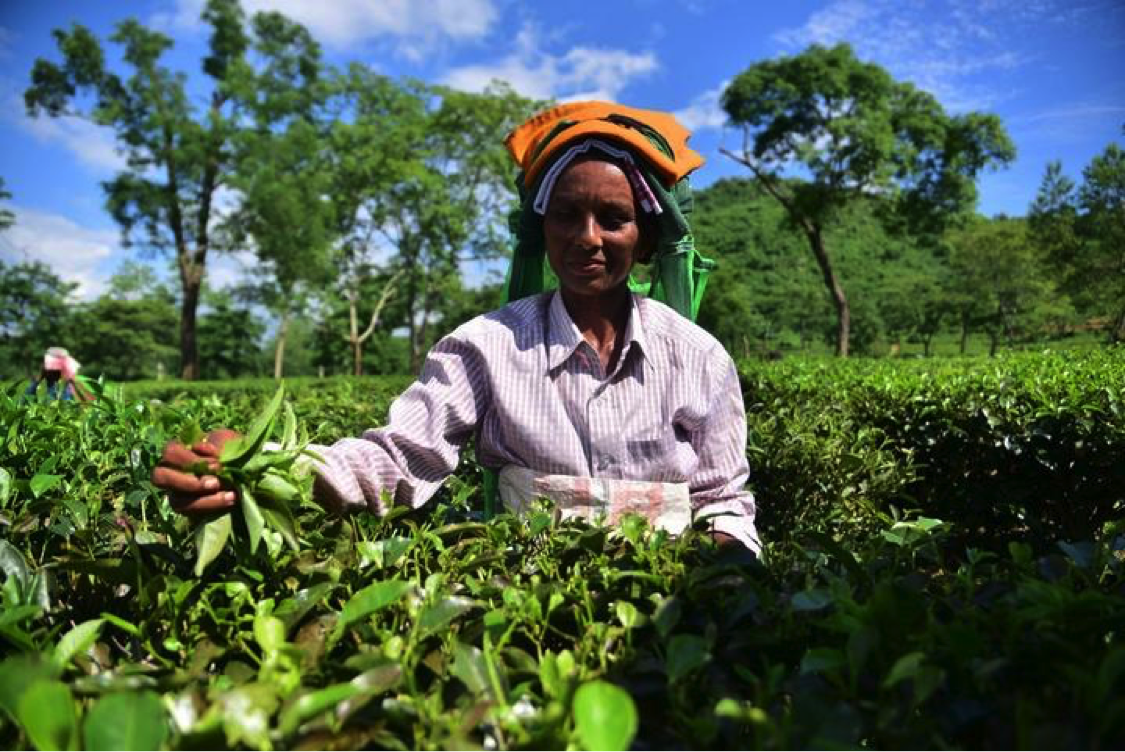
[575,213,601,249]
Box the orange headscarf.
[505,101,705,190]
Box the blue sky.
[1,0,1122,299]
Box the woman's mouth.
[570,259,605,276]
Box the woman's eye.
[601,214,632,231]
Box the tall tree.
[0,177,13,232]
[948,216,1067,355]
[0,260,76,379]
[1030,143,1125,341]
[720,43,1014,356]
[25,0,321,378]
[223,10,336,378]
[331,74,539,371]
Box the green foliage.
[742,350,1125,547]
[0,355,1122,749]
[0,261,76,380]
[721,42,1015,357]
[1030,143,1125,341]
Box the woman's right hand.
[152,429,242,516]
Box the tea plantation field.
[1,350,1123,749]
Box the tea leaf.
[240,487,265,556]
[29,473,61,498]
[417,596,475,638]
[193,514,232,576]
[451,642,490,697]
[53,618,104,669]
[17,679,79,751]
[83,691,168,751]
[572,680,637,751]
[333,580,411,641]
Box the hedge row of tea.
[1,351,1123,750]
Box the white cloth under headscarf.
[532,138,664,217]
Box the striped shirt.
[313,290,759,550]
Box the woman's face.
[543,158,654,303]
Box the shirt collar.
[545,290,649,374]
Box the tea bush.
[742,349,1125,547]
[1,352,1123,750]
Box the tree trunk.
[1110,306,1125,344]
[923,334,933,357]
[806,225,850,357]
[273,308,289,380]
[989,331,1000,357]
[960,313,970,355]
[348,288,363,377]
[179,269,202,380]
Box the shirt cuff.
[699,498,761,555]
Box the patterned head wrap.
[504,101,715,321]
[43,347,80,379]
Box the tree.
[1078,142,1125,341]
[330,74,539,371]
[198,290,266,379]
[720,43,1015,356]
[1030,142,1125,342]
[0,177,13,232]
[0,260,76,379]
[25,0,324,378]
[947,216,1067,355]
[223,10,336,379]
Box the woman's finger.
[152,466,225,495]
[161,441,200,467]
[169,491,237,515]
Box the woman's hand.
[152,429,242,516]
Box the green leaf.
[791,588,834,612]
[883,651,926,688]
[240,487,265,556]
[279,402,298,450]
[278,683,360,737]
[332,580,411,641]
[417,596,475,638]
[221,385,285,466]
[193,514,232,577]
[17,679,78,751]
[572,680,637,751]
[53,618,104,669]
[29,474,62,498]
[274,583,335,632]
[255,472,300,505]
[0,540,30,590]
[260,504,300,551]
[451,642,490,697]
[83,691,168,751]
[666,634,710,683]
[0,655,60,720]
[0,466,11,504]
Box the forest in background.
[0,0,1121,382]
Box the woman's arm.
[687,353,761,553]
[311,335,490,514]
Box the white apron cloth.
[498,465,692,535]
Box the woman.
[25,347,93,402]
[154,102,759,552]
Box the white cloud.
[4,87,126,174]
[673,81,729,132]
[18,113,127,173]
[771,0,1046,112]
[0,207,120,299]
[158,0,497,55]
[441,25,658,102]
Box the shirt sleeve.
[309,334,491,515]
[687,351,761,554]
